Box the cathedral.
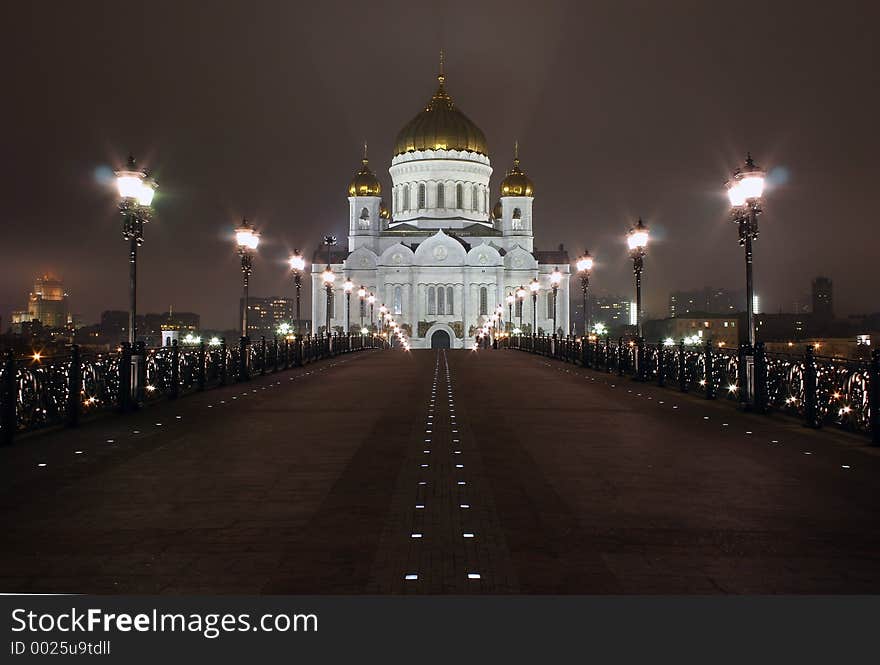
[311,63,570,349]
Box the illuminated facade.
[11,275,69,331]
[311,63,570,348]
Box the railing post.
[636,337,646,382]
[754,342,768,414]
[238,336,249,382]
[197,341,206,391]
[170,339,180,400]
[117,342,132,412]
[260,336,267,376]
[135,341,146,406]
[803,345,820,429]
[678,340,688,392]
[657,345,666,387]
[704,339,715,399]
[219,337,228,385]
[870,349,880,445]
[617,337,625,377]
[283,338,290,370]
[66,344,81,427]
[2,350,16,445]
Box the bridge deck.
[1,349,878,593]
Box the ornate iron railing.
[509,334,879,443]
[0,333,385,444]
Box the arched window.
[484,190,488,213]
[418,184,426,208]
[358,207,370,229]
[427,287,436,315]
[512,207,522,230]
[437,183,445,208]
[446,287,454,315]
[456,183,463,209]
[437,286,445,314]
[479,287,488,316]
[547,293,555,319]
[393,286,402,314]
[515,299,523,318]
[394,188,399,213]
[472,185,479,211]
[403,186,410,210]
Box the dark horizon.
[3,0,878,330]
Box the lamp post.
[368,293,376,332]
[379,304,388,334]
[343,279,354,333]
[516,285,527,332]
[529,279,540,335]
[358,285,367,331]
[627,219,649,338]
[235,218,260,340]
[288,251,306,336]
[114,155,156,349]
[549,268,563,336]
[726,153,767,407]
[576,251,594,338]
[322,269,335,336]
[506,293,514,333]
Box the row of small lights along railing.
[0,332,388,445]
[506,333,880,445]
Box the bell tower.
[348,142,383,252]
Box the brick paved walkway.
[1,349,878,593]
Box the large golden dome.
[394,69,488,156]
[348,148,382,197]
[500,143,535,197]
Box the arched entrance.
[430,329,451,349]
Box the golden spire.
[363,140,368,164]
[514,140,519,167]
[438,48,445,85]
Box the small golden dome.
[499,142,534,197]
[492,199,502,220]
[348,144,382,197]
[394,62,488,156]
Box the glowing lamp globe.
[529,280,540,293]
[550,269,563,286]
[576,254,594,273]
[322,269,335,285]
[343,280,354,294]
[627,220,649,251]
[235,220,260,251]
[289,254,306,272]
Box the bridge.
[1,336,878,593]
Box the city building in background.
[812,276,834,320]
[644,313,740,347]
[668,287,745,318]
[10,274,69,332]
[240,297,299,340]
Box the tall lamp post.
[549,268,563,336]
[367,293,376,332]
[114,156,156,349]
[506,293,514,332]
[726,154,766,407]
[235,218,260,340]
[529,279,540,335]
[322,269,335,336]
[576,251,594,337]
[516,286,526,332]
[627,219,649,338]
[358,285,367,331]
[288,251,306,335]
[379,304,388,334]
[343,279,354,333]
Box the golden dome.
[394,66,488,156]
[499,142,534,197]
[348,144,382,197]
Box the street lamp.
[114,155,156,349]
[506,293,515,332]
[288,251,306,335]
[322,269,335,336]
[367,293,376,332]
[627,219,649,338]
[529,279,540,335]
[235,217,260,340]
[343,279,354,333]
[358,285,367,331]
[516,286,527,332]
[726,153,767,407]
[576,251,594,337]
[379,304,388,334]
[549,268,563,336]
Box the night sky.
[3,0,878,330]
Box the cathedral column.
[455,283,464,345]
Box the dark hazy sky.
[3,0,878,329]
